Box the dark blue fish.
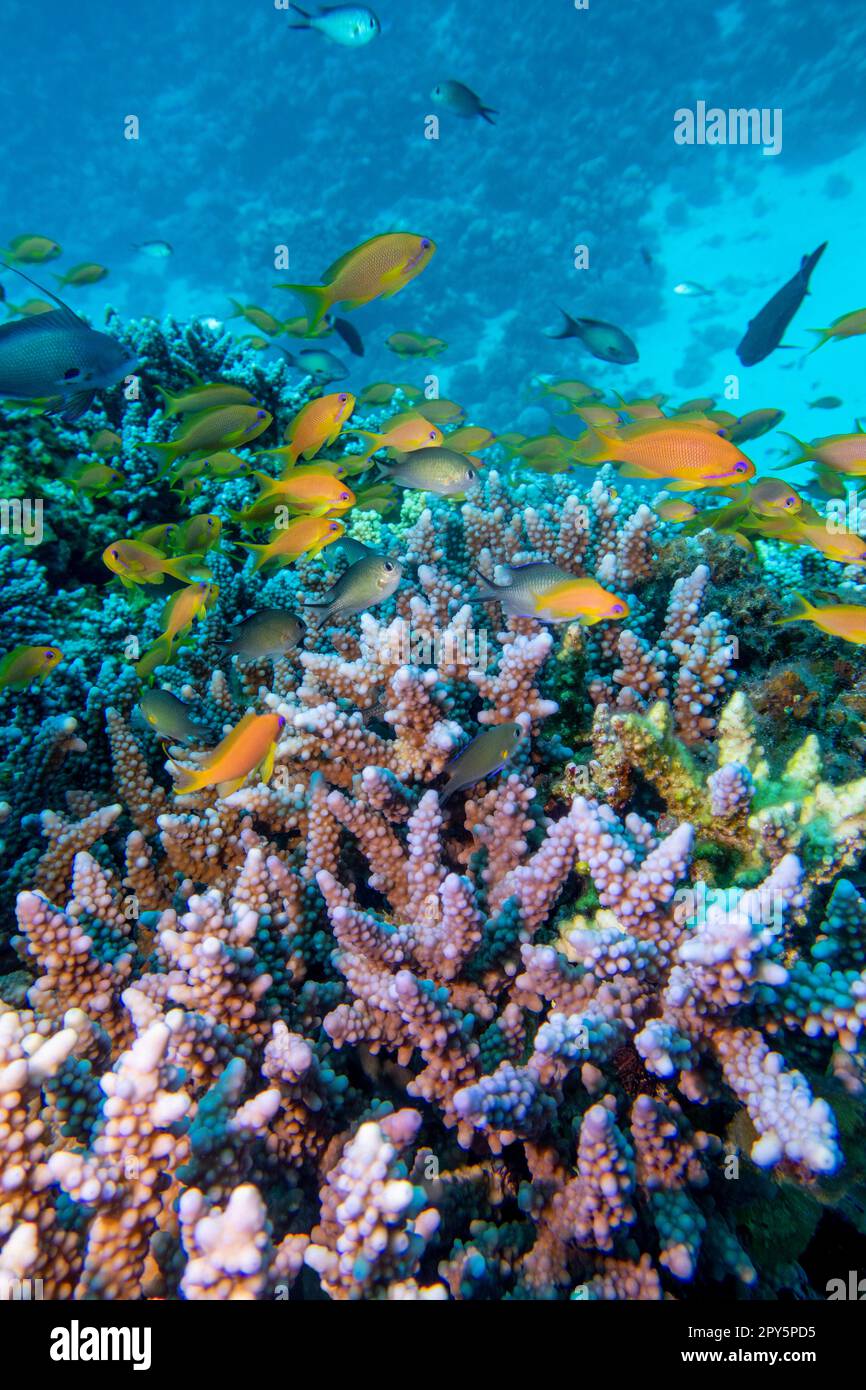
[330,316,365,357]
[736,242,827,367]
[0,264,136,422]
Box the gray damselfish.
[0,263,137,421]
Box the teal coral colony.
[2,0,866,1311]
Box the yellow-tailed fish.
[268,392,355,468]
[102,538,212,587]
[168,710,285,797]
[656,498,698,522]
[778,432,866,475]
[475,563,629,624]
[746,477,803,517]
[614,395,665,421]
[176,514,222,553]
[1,235,62,264]
[231,468,355,524]
[239,515,345,571]
[303,542,401,623]
[0,643,63,690]
[227,301,283,335]
[385,332,447,358]
[199,451,250,479]
[156,382,257,416]
[66,462,125,497]
[583,419,755,489]
[441,723,526,802]
[136,522,180,549]
[537,379,603,404]
[227,609,306,659]
[774,593,866,643]
[808,308,866,353]
[138,689,208,745]
[344,412,442,466]
[90,428,122,455]
[674,397,716,414]
[160,580,219,642]
[358,381,423,406]
[444,426,497,452]
[572,404,623,428]
[148,405,273,467]
[282,316,332,339]
[756,515,866,565]
[276,233,436,330]
[5,298,55,317]
[416,398,465,425]
[54,263,108,288]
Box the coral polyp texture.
[2,300,866,1306]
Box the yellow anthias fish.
[344,411,442,467]
[572,404,623,428]
[66,462,125,497]
[267,392,355,469]
[656,498,698,522]
[808,307,866,353]
[759,516,866,566]
[53,263,108,287]
[168,710,286,797]
[90,428,122,455]
[155,382,257,416]
[778,432,866,475]
[0,643,63,690]
[102,539,212,587]
[276,232,436,330]
[536,379,603,404]
[385,332,447,358]
[176,514,222,552]
[282,316,332,339]
[774,593,866,644]
[227,301,284,336]
[231,468,355,524]
[444,426,497,452]
[148,406,273,468]
[1,235,62,263]
[239,515,346,571]
[198,451,250,479]
[161,581,219,642]
[358,381,424,405]
[582,419,756,489]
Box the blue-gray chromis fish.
[0,265,136,421]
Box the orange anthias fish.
[774,593,866,644]
[268,392,355,468]
[276,232,436,330]
[231,468,355,524]
[581,420,756,489]
[102,539,212,587]
[0,643,63,690]
[808,307,866,353]
[168,710,285,797]
[239,515,346,571]
[779,432,866,475]
[343,412,443,468]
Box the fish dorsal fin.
[321,235,382,282]
[2,262,87,328]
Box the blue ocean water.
[3,0,864,451]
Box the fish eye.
[734,461,748,473]
[329,522,339,531]
[421,239,431,249]
[45,650,56,659]
[384,561,395,572]
[340,491,350,501]
[467,468,476,480]
[111,548,119,558]
[612,603,625,613]
[338,393,348,403]
[784,496,796,507]
[429,431,437,440]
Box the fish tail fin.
[544,307,579,340]
[169,760,205,794]
[806,329,829,354]
[473,568,504,601]
[162,554,212,583]
[238,541,269,571]
[274,282,330,329]
[480,106,497,125]
[147,441,179,468]
[134,636,173,679]
[801,241,828,283]
[773,592,814,626]
[155,384,180,415]
[776,431,809,466]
